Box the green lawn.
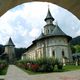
[19,65,80,75]
[0,66,8,75]
[63,65,80,71]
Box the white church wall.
[23,36,72,62]
[43,37,70,61]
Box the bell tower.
[4,37,15,64]
[44,6,55,35]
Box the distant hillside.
[70,36,80,45]
[15,48,27,60]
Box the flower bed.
[16,58,63,73]
[0,60,8,75]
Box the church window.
[52,50,55,57]
[51,29,53,32]
[48,30,49,33]
[62,50,65,57]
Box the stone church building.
[22,8,72,63]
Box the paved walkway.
[5,65,80,80]
[5,65,29,80]
[0,75,5,80]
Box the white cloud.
[29,28,40,38]
[0,2,80,47]
[76,29,80,36]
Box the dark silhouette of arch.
[0,0,80,19]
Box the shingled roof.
[5,37,15,46]
[33,8,72,43]
[34,24,72,42]
[45,7,54,21]
[36,32,44,40]
[52,24,67,36]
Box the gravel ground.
[5,65,80,80]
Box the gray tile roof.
[36,32,44,40]
[52,24,67,36]
[5,37,15,46]
[34,24,72,42]
[45,8,54,21]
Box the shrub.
[57,62,63,70]
[36,58,55,72]
[0,60,8,70]
[38,64,54,72]
[30,64,39,72]
[16,58,63,72]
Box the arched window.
[62,50,65,57]
[51,29,53,32]
[52,50,55,57]
[48,29,49,33]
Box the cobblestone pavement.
[5,65,80,80]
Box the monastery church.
[22,8,72,63]
[2,8,72,64]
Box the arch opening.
[0,0,80,19]
[0,2,80,48]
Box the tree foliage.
[0,44,4,55]
[15,48,27,60]
[74,45,80,53]
[71,45,76,53]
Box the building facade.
[22,8,72,63]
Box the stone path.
[5,65,29,80]
[0,76,5,80]
[5,65,80,80]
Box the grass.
[19,65,80,75]
[63,65,80,71]
[0,66,8,75]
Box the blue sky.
[0,2,80,48]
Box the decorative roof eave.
[44,24,55,28]
[26,42,36,51]
[33,35,72,43]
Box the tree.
[0,44,4,55]
[71,45,76,53]
[74,45,80,53]
[15,48,27,60]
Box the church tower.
[4,37,15,64]
[44,7,55,35]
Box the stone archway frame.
[0,0,80,19]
